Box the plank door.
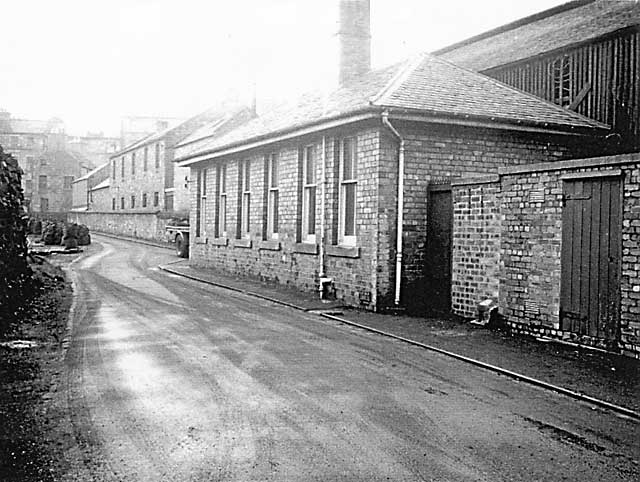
[424,185,453,314]
[560,176,622,340]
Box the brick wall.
[453,153,640,357]
[381,121,600,310]
[189,125,383,308]
[451,176,501,317]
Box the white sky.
[0,0,567,137]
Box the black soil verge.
[0,259,73,481]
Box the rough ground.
[0,253,77,481]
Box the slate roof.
[436,0,640,72]
[177,53,607,163]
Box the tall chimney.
[337,0,371,86]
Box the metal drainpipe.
[381,112,405,306]
[319,135,327,278]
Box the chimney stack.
[337,0,371,86]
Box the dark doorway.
[560,175,622,341]
[424,184,453,314]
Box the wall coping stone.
[194,236,208,245]
[499,152,640,176]
[452,174,500,186]
[560,168,623,180]
[80,210,162,215]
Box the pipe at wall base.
[381,112,405,306]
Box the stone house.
[71,162,110,212]
[0,110,89,213]
[174,52,608,311]
[71,107,252,241]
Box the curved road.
[64,235,639,481]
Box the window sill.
[210,237,228,246]
[294,243,318,255]
[259,240,281,251]
[326,245,360,258]
[194,236,208,245]
[232,238,252,249]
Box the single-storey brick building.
[175,52,608,311]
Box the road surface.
[64,235,639,481]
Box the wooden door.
[424,185,453,314]
[560,176,622,340]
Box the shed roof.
[177,53,608,164]
[436,0,640,72]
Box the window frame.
[131,152,136,175]
[339,137,357,246]
[155,143,160,170]
[266,153,279,240]
[301,144,317,244]
[216,164,227,238]
[239,160,251,239]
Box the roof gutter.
[175,110,380,167]
[381,111,405,307]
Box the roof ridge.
[369,53,426,106]
[428,54,609,129]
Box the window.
[25,179,33,191]
[165,193,174,211]
[143,147,148,171]
[266,154,279,239]
[131,195,135,208]
[142,193,147,207]
[112,160,116,179]
[155,143,160,169]
[196,169,207,237]
[552,55,572,107]
[131,152,136,175]
[112,198,116,210]
[216,164,227,237]
[40,198,48,212]
[239,160,251,238]
[302,145,317,243]
[153,191,159,207]
[121,156,125,179]
[38,175,47,190]
[339,137,357,245]
[120,197,125,209]
[63,176,73,189]
[40,158,47,167]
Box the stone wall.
[69,211,170,242]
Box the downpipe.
[381,112,404,306]
[318,135,332,299]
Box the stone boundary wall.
[452,153,640,357]
[69,211,171,243]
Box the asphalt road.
[65,235,639,481]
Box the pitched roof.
[177,53,607,163]
[113,106,244,158]
[436,0,640,72]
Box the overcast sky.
[0,0,567,137]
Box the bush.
[0,146,33,329]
